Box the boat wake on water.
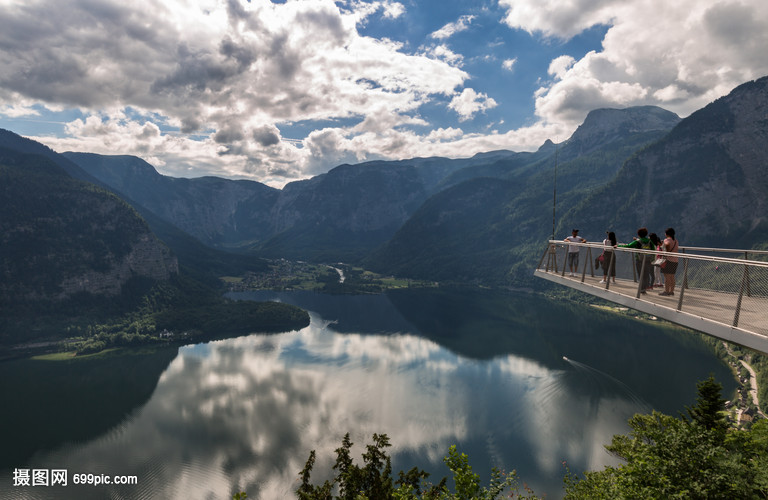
[561,356,652,412]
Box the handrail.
[548,240,768,268]
[678,246,768,256]
[554,238,768,256]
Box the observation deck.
[534,241,768,355]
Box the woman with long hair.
[660,228,679,296]
[600,231,617,283]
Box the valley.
[3,76,768,375]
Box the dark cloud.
[267,31,301,81]
[137,123,160,140]
[295,8,347,45]
[214,128,244,144]
[225,0,249,21]
[180,116,203,134]
[8,50,90,103]
[219,37,258,70]
[704,2,760,47]
[151,45,241,96]
[266,166,293,178]
[252,125,280,147]
[702,0,768,70]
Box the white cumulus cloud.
[502,58,517,72]
[0,0,469,185]
[1,0,767,185]
[449,88,498,122]
[430,14,476,40]
[502,0,768,129]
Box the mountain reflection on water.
[0,288,734,499]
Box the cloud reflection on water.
[17,311,641,499]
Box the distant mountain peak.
[537,139,557,153]
[470,149,516,160]
[567,106,681,154]
[580,105,679,127]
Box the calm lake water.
[0,288,735,499]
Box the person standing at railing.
[564,229,587,277]
[600,231,617,284]
[649,233,662,289]
[619,227,654,294]
[659,228,679,296]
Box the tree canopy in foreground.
[292,376,768,499]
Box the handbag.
[652,257,666,267]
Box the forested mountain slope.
[0,147,177,305]
[366,106,681,284]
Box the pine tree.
[686,374,728,441]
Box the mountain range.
[2,75,767,302]
[59,103,681,270]
[366,105,683,282]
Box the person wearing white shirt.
[563,229,586,276]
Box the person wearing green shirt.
[619,227,654,294]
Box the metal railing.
[536,241,768,339]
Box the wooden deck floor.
[534,269,768,355]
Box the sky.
[1,0,767,187]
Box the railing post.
[561,246,568,277]
[676,257,688,311]
[605,251,615,290]
[551,244,559,273]
[631,251,638,283]
[636,255,647,298]
[539,243,552,271]
[582,246,592,282]
[733,264,750,327]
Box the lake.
[0,288,735,499]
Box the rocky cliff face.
[256,162,430,260]
[67,153,432,260]
[271,162,428,233]
[0,145,178,303]
[567,106,681,155]
[57,233,178,298]
[63,153,280,249]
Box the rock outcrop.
[57,233,177,298]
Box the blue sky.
[1,0,767,186]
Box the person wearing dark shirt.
[659,228,679,296]
[619,227,653,294]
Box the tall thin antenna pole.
[551,142,558,241]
